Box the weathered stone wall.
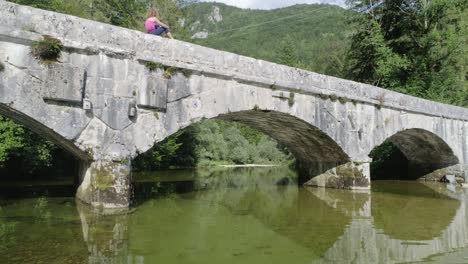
[1,1,467,207]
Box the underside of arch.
[377,129,460,180]
[217,110,350,183]
[0,104,89,161]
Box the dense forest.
[1,0,467,177]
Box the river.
[1,167,468,263]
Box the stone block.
[167,73,191,102]
[41,63,85,104]
[99,96,134,130]
[137,75,167,111]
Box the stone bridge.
[0,1,467,209]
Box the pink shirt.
[145,18,157,33]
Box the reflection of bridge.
[76,176,468,263]
[1,1,467,208]
[309,186,468,264]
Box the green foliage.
[192,120,292,166]
[345,17,408,89]
[188,3,354,77]
[0,62,4,72]
[31,35,63,62]
[163,67,177,79]
[288,92,295,107]
[369,141,400,173]
[133,119,293,169]
[133,131,187,171]
[144,61,164,72]
[0,206,17,250]
[345,0,468,107]
[0,116,68,176]
[278,35,299,67]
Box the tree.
[345,0,467,106]
[0,116,57,175]
[277,35,299,67]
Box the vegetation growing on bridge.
[31,35,63,62]
[288,92,295,107]
[144,61,164,72]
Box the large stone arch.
[219,110,350,184]
[370,128,461,181]
[133,108,351,184]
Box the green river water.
[1,167,468,263]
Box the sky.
[200,0,347,9]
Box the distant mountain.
[185,3,356,77]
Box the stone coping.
[1,0,467,121]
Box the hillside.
[185,3,355,77]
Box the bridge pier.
[303,161,371,190]
[76,159,132,209]
[462,165,468,188]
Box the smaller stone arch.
[370,128,460,181]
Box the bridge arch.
[218,110,350,183]
[0,104,88,161]
[369,128,460,181]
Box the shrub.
[288,92,295,107]
[145,61,164,72]
[31,35,63,62]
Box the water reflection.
[1,167,468,263]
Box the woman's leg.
[151,26,174,39]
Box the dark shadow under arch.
[370,129,459,180]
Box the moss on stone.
[180,68,193,78]
[288,92,295,107]
[31,35,63,63]
[92,167,114,191]
[319,94,329,100]
[145,61,164,72]
[329,94,338,102]
[163,67,177,79]
[338,97,348,104]
[163,66,192,79]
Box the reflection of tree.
[191,169,351,257]
[193,166,297,190]
[0,206,17,251]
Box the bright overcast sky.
[200,0,347,9]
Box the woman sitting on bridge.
[145,8,174,39]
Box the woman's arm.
[152,17,170,29]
